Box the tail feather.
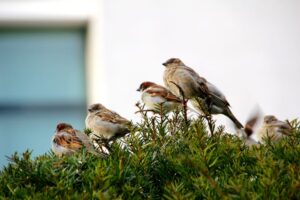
[225,108,243,129]
[191,98,243,129]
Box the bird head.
[264,115,278,124]
[56,123,73,132]
[88,103,106,113]
[264,115,292,135]
[136,81,156,92]
[162,58,185,67]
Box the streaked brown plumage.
[52,123,97,156]
[85,103,131,141]
[163,58,243,128]
[137,81,182,112]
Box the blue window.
[0,28,87,167]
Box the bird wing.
[182,66,211,97]
[206,81,230,107]
[244,115,259,137]
[197,80,210,97]
[53,132,83,150]
[96,111,130,125]
[147,87,181,103]
[75,130,93,147]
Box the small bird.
[236,114,259,147]
[163,58,243,129]
[85,103,131,142]
[52,123,98,156]
[137,81,182,112]
[256,115,292,143]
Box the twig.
[159,103,165,126]
[134,109,156,114]
[91,134,111,156]
[200,168,224,198]
[151,117,157,141]
[170,81,188,125]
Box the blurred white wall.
[101,0,300,133]
[1,0,299,133]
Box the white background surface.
[101,0,300,135]
[0,0,299,135]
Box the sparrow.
[85,103,131,142]
[52,123,98,156]
[162,58,243,129]
[256,115,292,143]
[236,113,259,147]
[137,81,182,112]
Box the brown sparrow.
[52,123,97,156]
[85,103,131,142]
[256,115,292,143]
[163,58,243,128]
[137,81,182,112]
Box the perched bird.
[85,103,131,142]
[256,115,292,143]
[52,123,98,156]
[236,114,259,147]
[163,58,243,128]
[137,81,182,112]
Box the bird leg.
[195,98,215,136]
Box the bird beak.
[136,88,141,92]
[88,108,92,112]
[162,62,167,67]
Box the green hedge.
[0,110,299,199]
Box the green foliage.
[0,110,300,199]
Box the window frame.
[0,0,107,105]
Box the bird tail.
[225,108,243,129]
